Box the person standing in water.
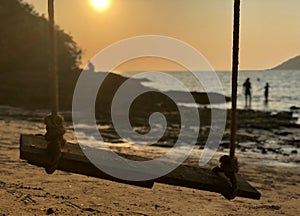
[243,78,252,107]
[264,82,270,102]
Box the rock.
[272,111,293,120]
[267,148,281,154]
[261,148,267,154]
[275,131,293,136]
[291,150,298,154]
[83,207,97,212]
[46,208,55,215]
[290,106,300,111]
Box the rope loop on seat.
[44,114,65,174]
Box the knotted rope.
[44,0,65,174]
[213,0,241,200]
[44,114,66,174]
[213,155,239,199]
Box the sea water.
[123,70,300,112]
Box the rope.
[44,0,65,174]
[48,0,59,116]
[44,114,66,174]
[230,0,241,160]
[213,155,238,200]
[213,0,241,200]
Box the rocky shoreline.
[1,105,299,164]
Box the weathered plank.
[20,134,154,188]
[20,134,261,200]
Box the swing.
[20,0,260,200]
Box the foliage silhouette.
[0,0,82,108]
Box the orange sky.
[24,0,300,71]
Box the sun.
[91,0,110,11]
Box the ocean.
[123,70,300,113]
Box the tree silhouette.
[0,0,82,108]
[0,0,81,73]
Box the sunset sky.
[24,0,300,71]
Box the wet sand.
[1,115,300,215]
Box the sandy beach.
[1,108,300,216]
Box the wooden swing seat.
[20,134,261,200]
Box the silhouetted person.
[264,82,269,102]
[243,78,252,107]
[87,60,95,72]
